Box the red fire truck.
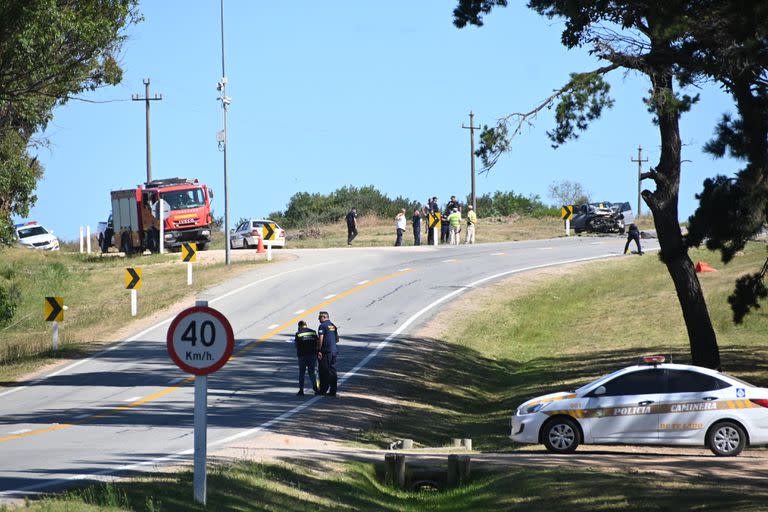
[102,178,214,254]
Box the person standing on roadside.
[446,195,461,214]
[395,208,406,246]
[440,212,450,244]
[448,208,461,245]
[317,311,339,396]
[624,223,644,255]
[412,209,421,246]
[346,207,358,246]
[465,205,477,244]
[293,320,320,396]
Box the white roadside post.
[167,300,234,507]
[52,321,59,350]
[266,241,272,262]
[433,227,438,246]
[160,201,165,255]
[79,226,84,253]
[565,218,570,237]
[181,243,197,286]
[86,225,92,253]
[125,268,142,317]
[44,297,64,351]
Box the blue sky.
[29,1,740,240]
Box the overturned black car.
[571,202,633,234]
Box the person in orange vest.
[623,223,644,255]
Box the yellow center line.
[0,268,414,443]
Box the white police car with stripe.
[511,356,768,456]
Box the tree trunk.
[643,71,721,370]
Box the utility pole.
[631,145,648,217]
[132,78,162,184]
[461,112,478,210]
[217,0,231,266]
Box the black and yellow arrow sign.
[262,222,276,241]
[44,296,63,322]
[125,267,142,290]
[561,205,574,220]
[181,242,197,263]
[428,213,441,229]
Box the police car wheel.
[542,417,580,453]
[708,421,746,457]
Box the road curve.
[0,236,653,498]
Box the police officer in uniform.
[317,311,339,396]
[293,320,320,396]
[623,223,644,255]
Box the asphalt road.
[0,236,656,499]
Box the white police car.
[511,356,768,456]
[15,221,59,251]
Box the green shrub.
[0,284,19,327]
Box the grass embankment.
[11,460,768,512]
[356,242,768,451]
[0,247,267,383]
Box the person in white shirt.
[394,209,406,246]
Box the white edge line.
[0,262,332,400]
[356,280,369,285]
[123,397,141,403]
[8,429,31,435]
[293,309,306,315]
[0,251,627,498]
[267,324,280,330]
[323,294,336,300]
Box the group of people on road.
[346,197,478,248]
[416,195,476,246]
[293,311,339,397]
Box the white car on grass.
[15,221,60,251]
[229,219,286,249]
[511,356,768,456]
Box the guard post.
[262,222,277,262]
[561,205,574,237]
[181,242,197,285]
[44,297,64,350]
[125,267,142,316]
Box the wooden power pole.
[631,145,648,217]
[462,111,478,210]
[132,78,162,184]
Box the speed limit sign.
[167,305,234,375]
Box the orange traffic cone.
[695,261,717,273]
[256,236,265,253]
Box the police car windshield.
[574,368,626,394]
[18,226,47,238]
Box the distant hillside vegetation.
[268,186,557,228]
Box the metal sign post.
[167,300,234,507]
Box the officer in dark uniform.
[294,320,320,396]
[317,311,339,396]
[440,213,450,243]
[346,207,358,245]
[624,223,644,255]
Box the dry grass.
[0,247,270,383]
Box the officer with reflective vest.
[317,311,339,396]
[294,320,320,396]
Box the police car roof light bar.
[641,355,666,365]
